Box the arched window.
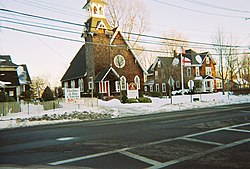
[134,75,140,89]
[120,76,126,90]
[71,80,75,88]
[99,7,103,15]
[93,6,97,14]
[64,81,68,88]
[78,78,84,92]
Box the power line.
[1,19,81,35]
[152,0,244,19]
[12,0,84,18]
[184,0,250,14]
[0,25,83,43]
[0,9,84,27]
[1,25,249,57]
[0,15,81,32]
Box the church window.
[71,80,75,88]
[120,76,126,90]
[78,79,84,92]
[99,7,103,15]
[93,6,97,14]
[134,75,140,89]
[115,81,120,92]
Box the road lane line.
[48,122,250,166]
[120,151,162,166]
[181,137,223,146]
[225,128,250,133]
[147,138,250,169]
[48,147,129,166]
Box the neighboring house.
[182,49,217,93]
[0,55,31,101]
[61,0,147,98]
[145,56,181,96]
[145,49,217,95]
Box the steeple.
[83,0,112,34]
[83,0,107,19]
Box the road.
[0,103,250,169]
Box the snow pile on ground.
[0,93,249,129]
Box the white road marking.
[48,122,250,166]
[147,138,250,169]
[225,128,250,133]
[181,137,223,146]
[56,137,75,141]
[120,151,162,166]
[49,147,129,165]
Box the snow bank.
[0,93,249,129]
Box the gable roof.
[0,71,20,87]
[85,17,112,33]
[110,28,148,74]
[61,45,87,82]
[95,67,119,82]
[150,56,177,71]
[0,55,18,67]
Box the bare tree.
[161,30,188,57]
[106,0,150,47]
[212,28,239,94]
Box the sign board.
[168,76,175,87]
[65,88,80,102]
[127,83,139,98]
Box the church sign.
[65,88,80,102]
[127,82,139,98]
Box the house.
[61,0,147,98]
[145,56,181,96]
[0,55,31,101]
[145,49,217,95]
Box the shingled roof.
[61,45,87,81]
[0,55,18,67]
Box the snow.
[0,92,250,130]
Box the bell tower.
[83,0,107,20]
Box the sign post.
[168,76,174,104]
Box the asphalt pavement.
[0,103,250,169]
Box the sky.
[0,0,250,86]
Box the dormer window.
[206,56,210,64]
[157,60,161,68]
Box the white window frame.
[161,70,165,79]
[156,84,160,92]
[196,67,200,76]
[206,56,210,64]
[157,60,161,68]
[120,76,126,90]
[134,75,140,89]
[71,80,75,88]
[115,81,120,92]
[162,83,166,92]
[187,67,191,77]
[144,86,148,92]
[150,85,153,92]
[206,67,212,75]
[88,76,93,90]
[155,71,159,79]
[78,79,84,92]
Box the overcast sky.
[1,0,250,86]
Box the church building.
[61,0,147,98]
